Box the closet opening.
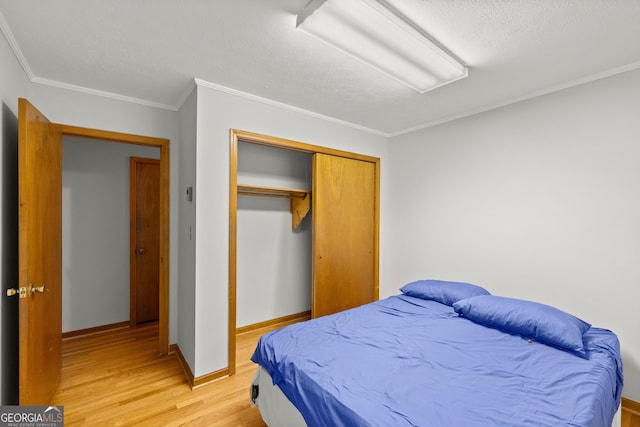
[235,141,313,337]
[229,129,380,376]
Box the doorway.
[60,125,170,354]
[62,140,162,334]
[12,99,170,405]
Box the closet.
[236,142,313,329]
[228,129,379,372]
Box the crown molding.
[31,76,179,111]
[0,10,178,111]
[193,78,389,137]
[0,9,34,80]
[389,60,640,137]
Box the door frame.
[61,125,170,355]
[129,157,161,327]
[228,129,379,375]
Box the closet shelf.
[237,184,311,230]
[237,184,308,199]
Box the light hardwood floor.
[51,322,273,426]
[51,321,639,426]
[623,397,640,427]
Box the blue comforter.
[251,295,623,427]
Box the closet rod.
[238,192,293,199]
[237,184,311,230]
[237,184,309,199]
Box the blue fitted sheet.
[251,295,623,427]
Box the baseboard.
[168,344,178,355]
[172,344,195,388]
[193,368,229,389]
[236,310,311,335]
[623,396,640,416]
[172,343,229,389]
[62,321,130,339]
[172,312,310,390]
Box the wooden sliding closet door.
[312,153,376,317]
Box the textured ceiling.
[1,0,639,136]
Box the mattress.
[251,366,622,427]
[251,294,623,427]
[252,366,306,426]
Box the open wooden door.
[312,153,377,317]
[16,98,62,404]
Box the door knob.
[137,248,146,255]
[29,284,46,295]
[7,287,27,298]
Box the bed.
[250,280,623,426]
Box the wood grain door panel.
[130,158,160,324]
[18,98,62,404]
[312,153,376,318]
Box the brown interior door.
[17,98,62,404]
[130,158,160,324]
[312,153,376,318]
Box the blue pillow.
[399,280,490,306]
[452,295,591,355]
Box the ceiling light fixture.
[296,0,468,93]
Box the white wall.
[0,27,31,404]
[387,68,640,401]
[177,87,197,371]
[192,81,389,377]
[62,136,159,332]
[237,143,312,327]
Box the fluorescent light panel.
[297,0,468,93]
